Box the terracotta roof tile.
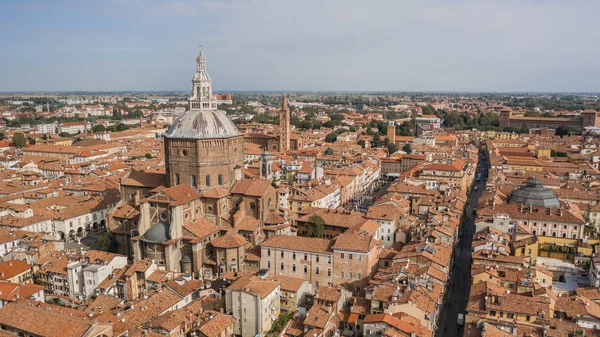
[261,235,333,254]
[210,233,248,248]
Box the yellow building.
[0,260,33,284]
[277,276,311,312]
[468,282,553,327]
[513,236,539,262]
[504,158,543,171]
[536,148,552,158]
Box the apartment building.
[261,233,382,293]
[225,273,281,337]
[260,236,334,288]
[287,183,342,214]
[332,233,383,294]
[58,122,87,134]
[295,208,371,239]
[36,250,127,301]
[380,154,426,175]
[0,300,113,337]
[66,250,128,301]
[0,260,33,284]
[0,282,45,308]
[36,123,56,134]
[366,204,403,248]
[418,159,469,191]
[278,275,311,312]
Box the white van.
[457,313,464,326]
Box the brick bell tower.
[279,93,291,152]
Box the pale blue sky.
[1,0,600,92]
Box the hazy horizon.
[2,0,600,92]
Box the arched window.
[573,234,577,239]
[174,173,180,185]
[205,175,211,187]
[191,175,197,188]
[562,233,567,238]
[218,174,223,185]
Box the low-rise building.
[0,300,113,337]
[0,282,45,308]
[0,259,33,284]
[225,273,281,337]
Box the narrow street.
[436,150,488,337]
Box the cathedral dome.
[164,109,241,139]
[508,179,560,209]
[142,222,171,243]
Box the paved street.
[436,150,488,337]
[346,179,391,211]
[64,230,105,252]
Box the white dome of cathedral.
[164,109,241,139]
[163,50,241,139]
[162,50,245,190]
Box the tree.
[29,138,36,145]
[116,123,130,132]
[12,132,26,148]
[98,233,116,252]
[517,124,530,134]
[59,132,72,138]
[421,105,436,116]
[92,124,106,133]
[357,139,366,148]
[144,153,152,159]
[112,107,122,119]
[41,134,48,140]
[128,109,143,118]
[387,142,398,154]
[402,143,412,154]
[325,131,339,143]
[306,215,325,238]
[372,133,382,147]
[585,226,598,239]
[541,111,556,118]
[267,312,293,337]
[550,150,568,157]
[556,125,574,137]
[0,132,5,140]
[324,147,334,155]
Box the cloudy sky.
[1,0,600,92]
